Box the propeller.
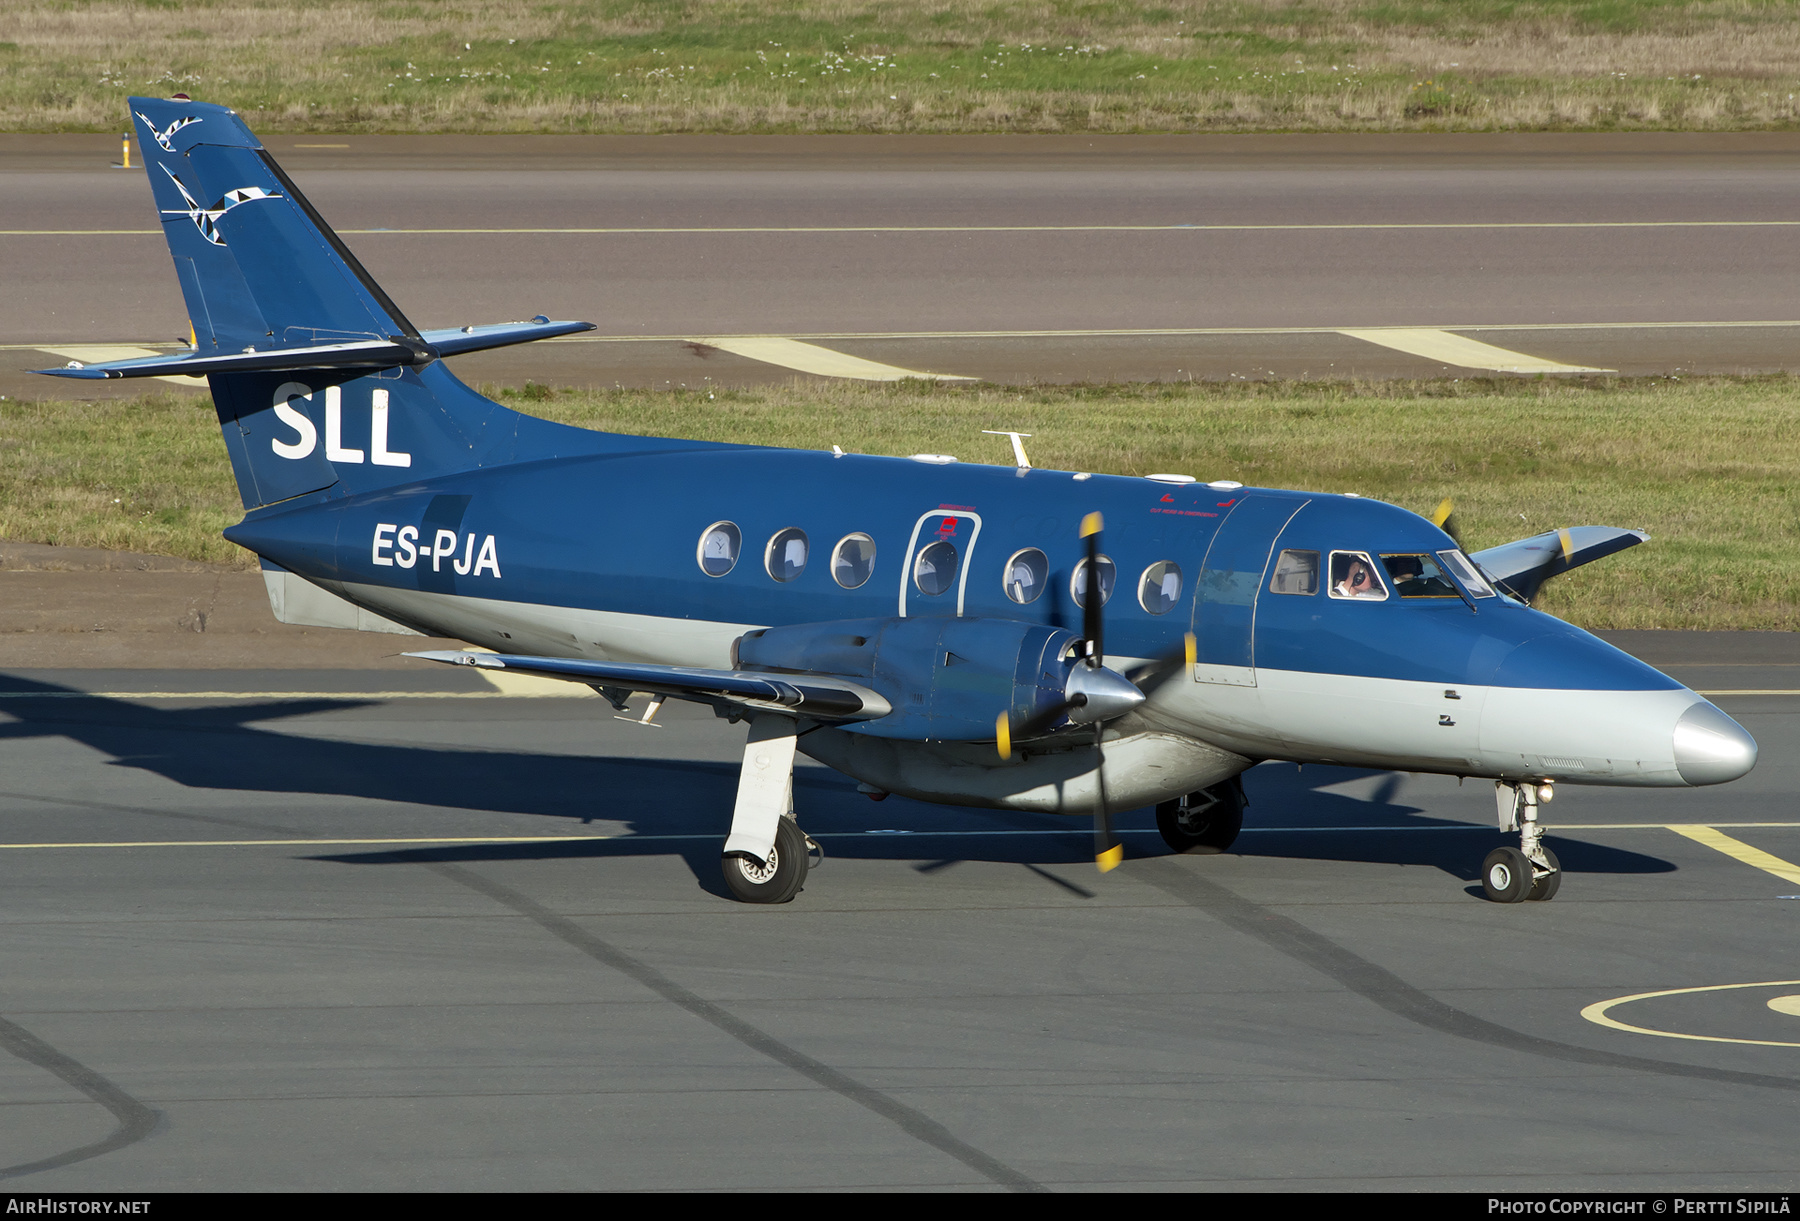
[1431,497,1464,550]
[991,512,1194,873]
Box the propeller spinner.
[993,512,1196,873]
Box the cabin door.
[1191,495,1308,687]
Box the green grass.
[9,1,1800,133]
[4,375,1796,629]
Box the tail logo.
[272,383,413,468]
[134,111,201,152]
[158,165,278,247]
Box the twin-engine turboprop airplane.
[39,97,1758,904]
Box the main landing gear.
[1482,781,1561,903]
[721,715,820,903]
[1155,777,1246,855]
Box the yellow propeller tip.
[1558,527,1573,561]
[1080,511,1103,538]
[1096,844,1124,873]
[995,712,1011,760]
[1183,632,1196,667]
[1431,497,1454,527]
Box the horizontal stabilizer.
[34,318,595,380]
[406,650,892,723]
[1471,526,1648,603]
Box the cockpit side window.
[1379,552,1462,598]
[1328,551,1388,600]
[1269,549,1319,595]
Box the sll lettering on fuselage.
[372,524,501,578]
[271,383,412,467]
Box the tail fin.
[116,96,600,509]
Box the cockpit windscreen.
[1379,552,1462,598]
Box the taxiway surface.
[0,633,1796,1191]
[7,133,1800,396]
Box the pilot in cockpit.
[1331,552,1386,599]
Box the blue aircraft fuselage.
[224,419,1735,804]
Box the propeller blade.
[995,692,1092,758]
[1126,631,1196,697]
[1080,511,1104,666]
[1094,722,1121,872]
[1431,497,1464,550]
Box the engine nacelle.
[735,616,1079,741]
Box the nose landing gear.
[1483,781,1561,903]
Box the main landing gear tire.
[722,816,812,904]
[1528,846,1562,902]
[1156,780,1245,855]
[1481,847,1534,904]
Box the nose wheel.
[1484,782,1561,903]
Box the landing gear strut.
[1156,777,1246,855]
[1483,781,1560,903]
[720,714,816,903]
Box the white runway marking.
[33,345,207,387]
[689,336,973,381]
[1337,328,1614,373]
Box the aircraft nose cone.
[1065,663,1146,724]
[1672,702,1757,785]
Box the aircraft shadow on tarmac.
[0,675,1673,896]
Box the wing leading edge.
[406,650,893,723]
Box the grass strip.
[9,1,1800,135]
[2,375,1795,630]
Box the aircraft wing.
[405,650,893,723]
[1470,526,1648,603]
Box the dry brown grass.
[7,1,1800,133]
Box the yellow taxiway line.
[1,823,1795,852]
[1336,327,1614,373]
[1667,825,1800,886]
[689,336,974,382]
[1581,980,1800,1048]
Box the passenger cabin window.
[1436,549,1497,597]
[766,528,809,583]
[1380,553,1462,598]
[1269,549,1319,595]
[1138,561,1183,615]
[832,533,877,589]
[1071,555,1116,608]
[698,521,741,577]
[914,540,959,596]
[1328,551,1387,600]
[1004,548,1049,604]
